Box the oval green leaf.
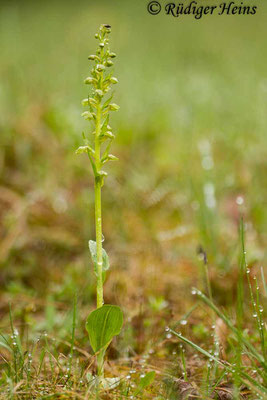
[86,305,123,353]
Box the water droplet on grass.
[202,156,214,170]
[236,196,244,205]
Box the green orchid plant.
[76,24,123,379]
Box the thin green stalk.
[237,217,245,327]
[68,293,77,382]
[95,79,104,381]
[236,218,246,390]
[97,349,105,377]
[170,329,267,395]
[9,304,23,382]
[180,346,187,381]
[192,288,266,369]
[255,277,266,361]
[95,107,103,309]
[261,266,267,296]
[199,248,219,385]
[78,24,121,381]
[205,363,211,397]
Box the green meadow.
[0,1,266,398]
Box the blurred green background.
[0,0,267,315]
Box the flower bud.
[106,60,113,67]
[99,42,105,48]
[109,103,120,111]
[95,33,100,39]
[76,145,94,155]
[81,98,89,106]
[95,89,104,97]
[81,111,94,120]
[100,24,111,33]
[96,64,105,72]
[109,52,116,58]
[105,131,115,139]
[110,77,118,84]
[98,170,108,177]
[84,77,95,84]
[88,97,97,106]
[107,154,119,161]
[88,54,97,60]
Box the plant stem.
[95,104,103,310]
[97,349,105,377]
[95,103,104,378]
[80,24,120,380]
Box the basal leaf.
[86,305,123,353]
